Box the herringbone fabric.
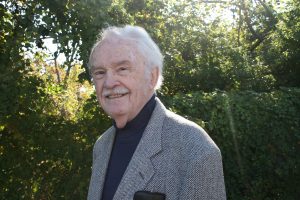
[87,98,226,200]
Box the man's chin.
[108,110,127,120]
[109,113,130,128]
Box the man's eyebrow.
[91,60,130,71]
[112,60,130,67]
[92,65,105,70]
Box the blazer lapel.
[113,99,167,199]
[88,127,116,200]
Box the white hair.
[89,25,164,90]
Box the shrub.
[161,88,300,200]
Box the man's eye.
[95,71,104,74]
[93,70,105,78]
[118,66,130,75]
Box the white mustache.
[102,87,129,97]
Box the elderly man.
[87,25,226,200]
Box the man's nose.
[103,71,119,88]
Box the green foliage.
[1,0,300,199]
[125,0,284,94]
[0,67,110,199]
[161,88,300,199]
[258,0,300,87]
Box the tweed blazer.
[88,98,226,200]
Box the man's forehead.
[97,37,138,50]
[90,38,144,69]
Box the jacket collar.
[113,98,166,199]
[94,98,167,199]
[89,126,116,200]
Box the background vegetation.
[1,0,299,199]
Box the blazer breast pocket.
[133,191,166,200]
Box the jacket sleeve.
[179,148,226,200]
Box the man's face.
[90,39,156,128]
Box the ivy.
[162,88,300,199]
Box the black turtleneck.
[101,95,156,200]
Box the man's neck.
[114,118,128,129]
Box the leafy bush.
[160,88,300,200]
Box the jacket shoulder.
[163,110,220,156]
[92,126,115,158]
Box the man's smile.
[103,87,130,99]
[105,92,129,99]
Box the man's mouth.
[105,92,128,99]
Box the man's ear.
[150,67,159,89]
